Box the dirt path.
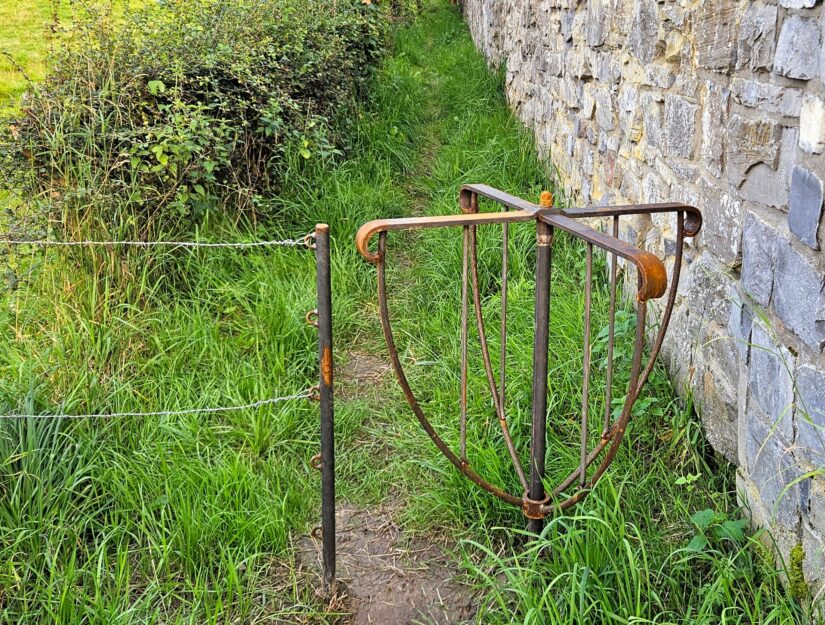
[299,507,476,625]
[299,19,483,623]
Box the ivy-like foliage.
[1,0,391,239]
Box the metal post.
[315,224,336,592]
[528,219,553,534]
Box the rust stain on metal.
[321,346,333,386]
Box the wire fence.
[0,231,321,420]
[0,232,317,250]
[0,389,318,420]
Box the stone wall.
[461,0,825,593]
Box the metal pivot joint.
[355,185,702,531]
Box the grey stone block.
[745,406,801,528]
[807,478,825,542]
[780,0,817,7]
[749,321,795,438]
[800,94,825,155]
[773,240,825,350]
[774,15,821,80]
[741,211,778,307]
[695,0,738,72]
[730,78,803,117]
[727,115,781,188]
[728,289,753,363]
[739,127,797,210]
[699,321,741,463]
[699,177,742,264]
[665,94,697,159]
[802,522,825,588]
[586,0,607,48]
[641,93,664,149]
[795,366,825,468]
[701,82,728,178]
[594,87,615,132]
[789,166,824,250]
[737,3,778,71]
[629,0,659,64]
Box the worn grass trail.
[0,0,811,623]
[315,3,809,624]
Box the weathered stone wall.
[462,0,825,593]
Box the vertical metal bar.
[460,225,469,462]
[528,219,553,534]
[500,219,508,424]
[580,243,593,489]
[315,224,336,593]
[603,216,619,436]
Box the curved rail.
[358,185,701,521]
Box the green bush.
[1,0,391,239]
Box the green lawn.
[0,1,812,623]
[0,1,60,104]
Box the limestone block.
[728,288,753,363]
[701,82,729,178]
[795,366,825,468]
[730,78,802,117]
[780,0,818,9]
[699,176,742,264]
[628,0,659,64]
[736,2,778,71]
[745,404,801,527]
[695,0,738,72]
[664,94,697,159]
[739,128,798,210]
[749,321,795,439]
[800,95,825,155]
[788,166,824,249]
[726,115,782,187]
[741,211,778,307]
[772,239,825,350]
[586,0,607,48]
[774,15,820,80]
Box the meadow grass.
[0,0,74,106]
[0,0,813,623]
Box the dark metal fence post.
[528,218,553,535]
[315,224,336,592]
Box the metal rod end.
[539,191,554,208]
[315,224,330,234]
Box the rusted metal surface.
[315,224,336,592]
[356,186,701,525]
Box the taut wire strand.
[0,389,315,419]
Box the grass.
[0,1,63,106]
[0,0,814,623]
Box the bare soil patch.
[299,506,477,625]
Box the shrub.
[1,0,391,240]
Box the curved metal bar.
[544,215,686,506]
[561,203,701,238]
[540,213,667,302]
[375,232,523,507]
[546,216,686,502]
[635,211,685,396]
[467,224,530,491]
[542,297,648,514]
[356,211,534,263]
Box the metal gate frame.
[316,187,701,591]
